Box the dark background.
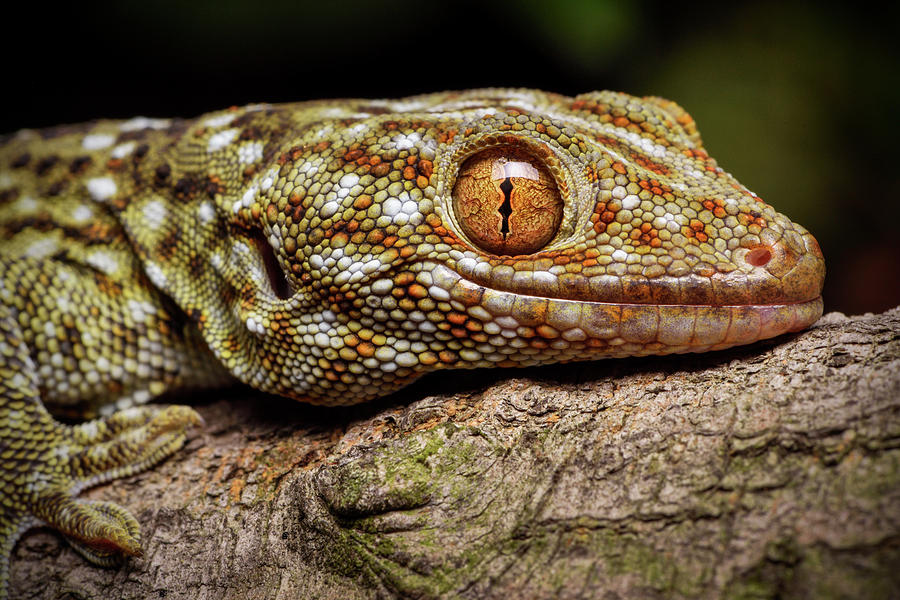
[4,0,898,315]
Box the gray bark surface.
[10,308,900,600]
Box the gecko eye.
[451,147,563,255]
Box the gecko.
[0,89,825,597]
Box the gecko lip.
[561,296,826,354]
[482,291,823,355]
[443,262,824,355]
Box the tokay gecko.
[0,89,825,597]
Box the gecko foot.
[1,398,202,598]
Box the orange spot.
[343,148,363,161]
[394,272,415,286]
[408,284,428,299]
[447,313,467,326]
[634,155,671,176]
[437,129,457,143]
[595,134,621,149]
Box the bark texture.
[10,308,900,600]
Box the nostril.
[745,247,773,267]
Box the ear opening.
[246,226,294,300]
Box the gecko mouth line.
[439,270,823,354]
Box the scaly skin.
[0,89,824,596]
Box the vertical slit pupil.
[498,177,513,240]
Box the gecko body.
[0,89,824,596]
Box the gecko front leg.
[0,296,204,597]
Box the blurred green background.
[4,0,898,314]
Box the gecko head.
[427,90,825,308]
[422,90,825,351]
[222,89,824,403]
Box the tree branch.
[12,308,900,599]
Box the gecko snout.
[736,229,825,305]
